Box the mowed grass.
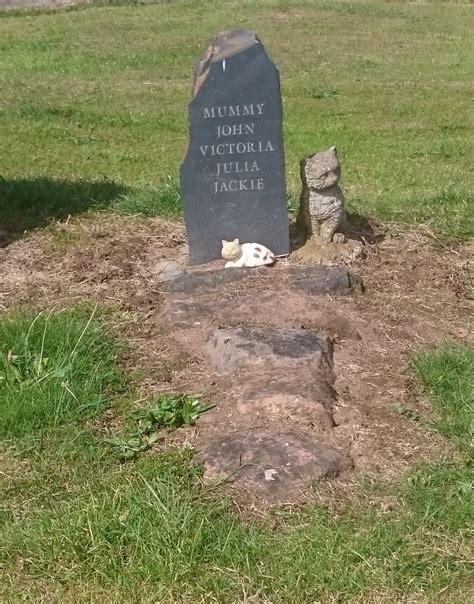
[0,307,126,439]
[1,0,473,240]
[0,309,472,602]
[0,2,473,601]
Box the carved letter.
[244,123,255,135]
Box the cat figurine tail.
[221,238,276,268]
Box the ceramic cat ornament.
[221,239,276,268]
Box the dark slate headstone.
[180,30,289,266]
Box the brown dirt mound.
[0,214,472,503]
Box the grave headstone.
[180,29,289,266]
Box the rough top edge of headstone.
[192,29,260,97]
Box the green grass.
[0,1,473,599]
[0,176,180,237]
[0,0,473,241]
[413,345,473,452]
[112,176,182,218]
[0,309,472,601]
[0,307,126,439]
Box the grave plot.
[1,214,471,504]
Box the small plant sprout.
[105,394,214,460]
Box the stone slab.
[198,430,345,498]
[162,265,362,296]
[180,30,289,266]
[287,265,364,295]
[162,288,362,340]
[205,327,332,374]
[160,266,260,294]
[237,371,336,429]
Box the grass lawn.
[0,0,473,240]
[0,1,473,601]
[0,309,472,601]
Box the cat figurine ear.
[233,238,239,245]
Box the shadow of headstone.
[0,177,128,245]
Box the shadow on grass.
[0,176,128,244]
[345,211,385,244]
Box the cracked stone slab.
[205,327,333,374]
[198,430,346,499]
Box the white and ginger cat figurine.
[221,238,276,268]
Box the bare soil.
[0,214,472,502]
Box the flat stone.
[162,265,362,296]
[287,265,364,295]
[161,266,261,294]
[237,371,335,429]
[205,327,332,374]
[162,287,362,338]
[180,29,289,266]
[198,430,345,498]
[151,260,185,282]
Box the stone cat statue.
[296,146,345,243]
[221,239,276,268]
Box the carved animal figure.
[221,239,275,268]
[297,146,345,242]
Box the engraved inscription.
[217,123,255,138]
[203,103,265,118]
[216,160,259,176]
[199,141,274,157]
[214,178,264,194]
[200,103,274,194]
